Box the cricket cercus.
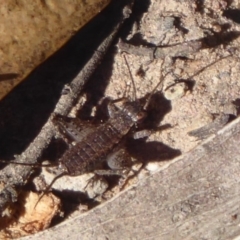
[38,54,164,197]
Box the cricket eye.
[137,111,146,120]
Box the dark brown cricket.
[57,100,144,176]
[43,53,164,191]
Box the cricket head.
[122,100,147,123]
[121,53,164,120]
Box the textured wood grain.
[22,117,240,239]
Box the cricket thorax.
[121,101,145,122]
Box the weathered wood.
[22,116,240,239]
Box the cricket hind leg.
[82,147,133,194]
[94,148,132,177]
[94,128,157,187]
[52,97,116,143]
[52,114,98,144]
[92,147,139,190]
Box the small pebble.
[164,82,188,100]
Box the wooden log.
[23,116,240,239]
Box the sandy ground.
[2,0,240,238]
[102,0,240,153]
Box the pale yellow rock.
[0,0,110,100]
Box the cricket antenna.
[122,53,137,101]
[0,159,57,167]
[143,53,232,110]
[34,172,66,209]
[143,71,167,110]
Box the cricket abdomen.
[60,111,135,176]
